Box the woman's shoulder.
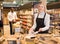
[34,13,38,18]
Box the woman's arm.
[29,14,37,34]
[31,14,37,30]
[39,14,50,31]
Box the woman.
[29,2,50,34]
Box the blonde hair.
[37,3,46,12]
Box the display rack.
[50,13,60,34]
[20,14,33,30]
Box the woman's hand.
[38,28,42,32]
[29,28,34,34]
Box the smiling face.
[37,4,45,13]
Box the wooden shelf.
[47,2,60,9]
[50,13,60,34]
[20,14,33,16]
[19,14,33,30]
[22,20,32,24]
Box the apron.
[34,13,48,34]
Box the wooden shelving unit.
[20,14,33,30]
[49,12,60,34]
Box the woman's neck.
[38,11,44,14]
